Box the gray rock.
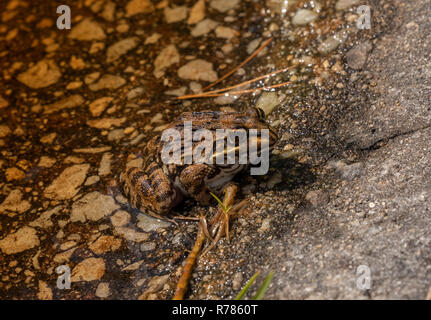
[345,41,373,70]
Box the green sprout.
[210,192,232,214]
[235,271,274,300]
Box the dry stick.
[201,38,273,92]
[177,66,295,100]
[187,81,292,99]
[173,185,239,300]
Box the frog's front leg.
[120,165,183,216]
[179,164,217,205]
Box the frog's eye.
[247,108,266,120]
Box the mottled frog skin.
[119,108,278,217]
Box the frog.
[119,107,278,218]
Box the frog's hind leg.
[119,165,183,216]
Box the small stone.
[335,0,360,11]
[71,257,105,282]
[44,164,90,200]
[5,167,25,181]
[0,125,11,138]
[164,6,188,23]
[259,217,272,232]
[178,59,218,82]
[70,56,86,70]
[114,227,149,242]
[0,226,39,255]
[153,45,180,78]
[29,206,62,229]
[188,0,205,24]
[137,214,171,232]
[89,97,113,117]
[95,282,111,298]
[145,33,161,44]
[126,87,144,100]
[66,81,83,90]
[111,210,131,227]
[138,275,170,299]
[89,235,122,254]
[89,75,126,91]
[125,0,154,17]
[68,18,106,41]
[215,26,239,39]
[345,41,372,70]
[165,87,187,96]
[84,72,100,85]
[191,19,218,37]
[40,132,56,144]
[37,280,53,300]
[85,175,100,186]
[247,38,261,55]
[38,156,56,168]
[101,1,116,21]
[305,190,329,207]
[232,272,243,291]
[17,60,61,89]
[70,191,119,222]
[255,92,279,115]
[140,242,156,251]
[86,117,126,129]
[0,96,9,109]
[98,153,112,176]
[318,31,348,54]
[106,37,140,63]
[292,9,318,26]
[0,189,31,214]
[43,94,85,114]
[210,0,239,13]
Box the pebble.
[164,6,188,23]
[318,31,348,54]
[232,272,243,291]
[191,19,219,37]
[89,235,122,254]
[95,282,111,298]
[40,133,56,144]
[153,45,180,78]
[107,129,125,141]
[145,33,161,44]
[89,97,113,117]
[98,153,112,176]
[43,94,84,114]
[0,189,31,214]
[255,92,279,115]
[114,227,149,242]
[127,87,144,100]
[292,9,318,26]
[84,72,100,85]
[335,0,360,11]
[0,226,40,255]
[37,281,53,300]
[70,191,119,222]
[125,0,154,17]
[85,175,100,186]
[106,37,140,63]
[71,257,105,282]
[44,164,90,200]
[17,60,61,89]
[38,156,56,168]
[210,0,239,13]
[29,206,62,229]
[177,59,218,82]
[215,26,239,39]
[0,96,9,109]
[101,1,115,21]
[110,210,131,227]
[0,125,11,138]
[188,0,205,24]
[87,117,126,129]
[137,214,171,232]
[140,242,156,252]
[305,190,329,207]
[345,41,372,70]
[89,74,126,91]
[68,18,106,41]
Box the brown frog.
[119,107,278,218]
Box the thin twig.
[201,38,273,92]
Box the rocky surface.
[0,0,429,301]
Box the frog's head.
[244,107,279,150]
